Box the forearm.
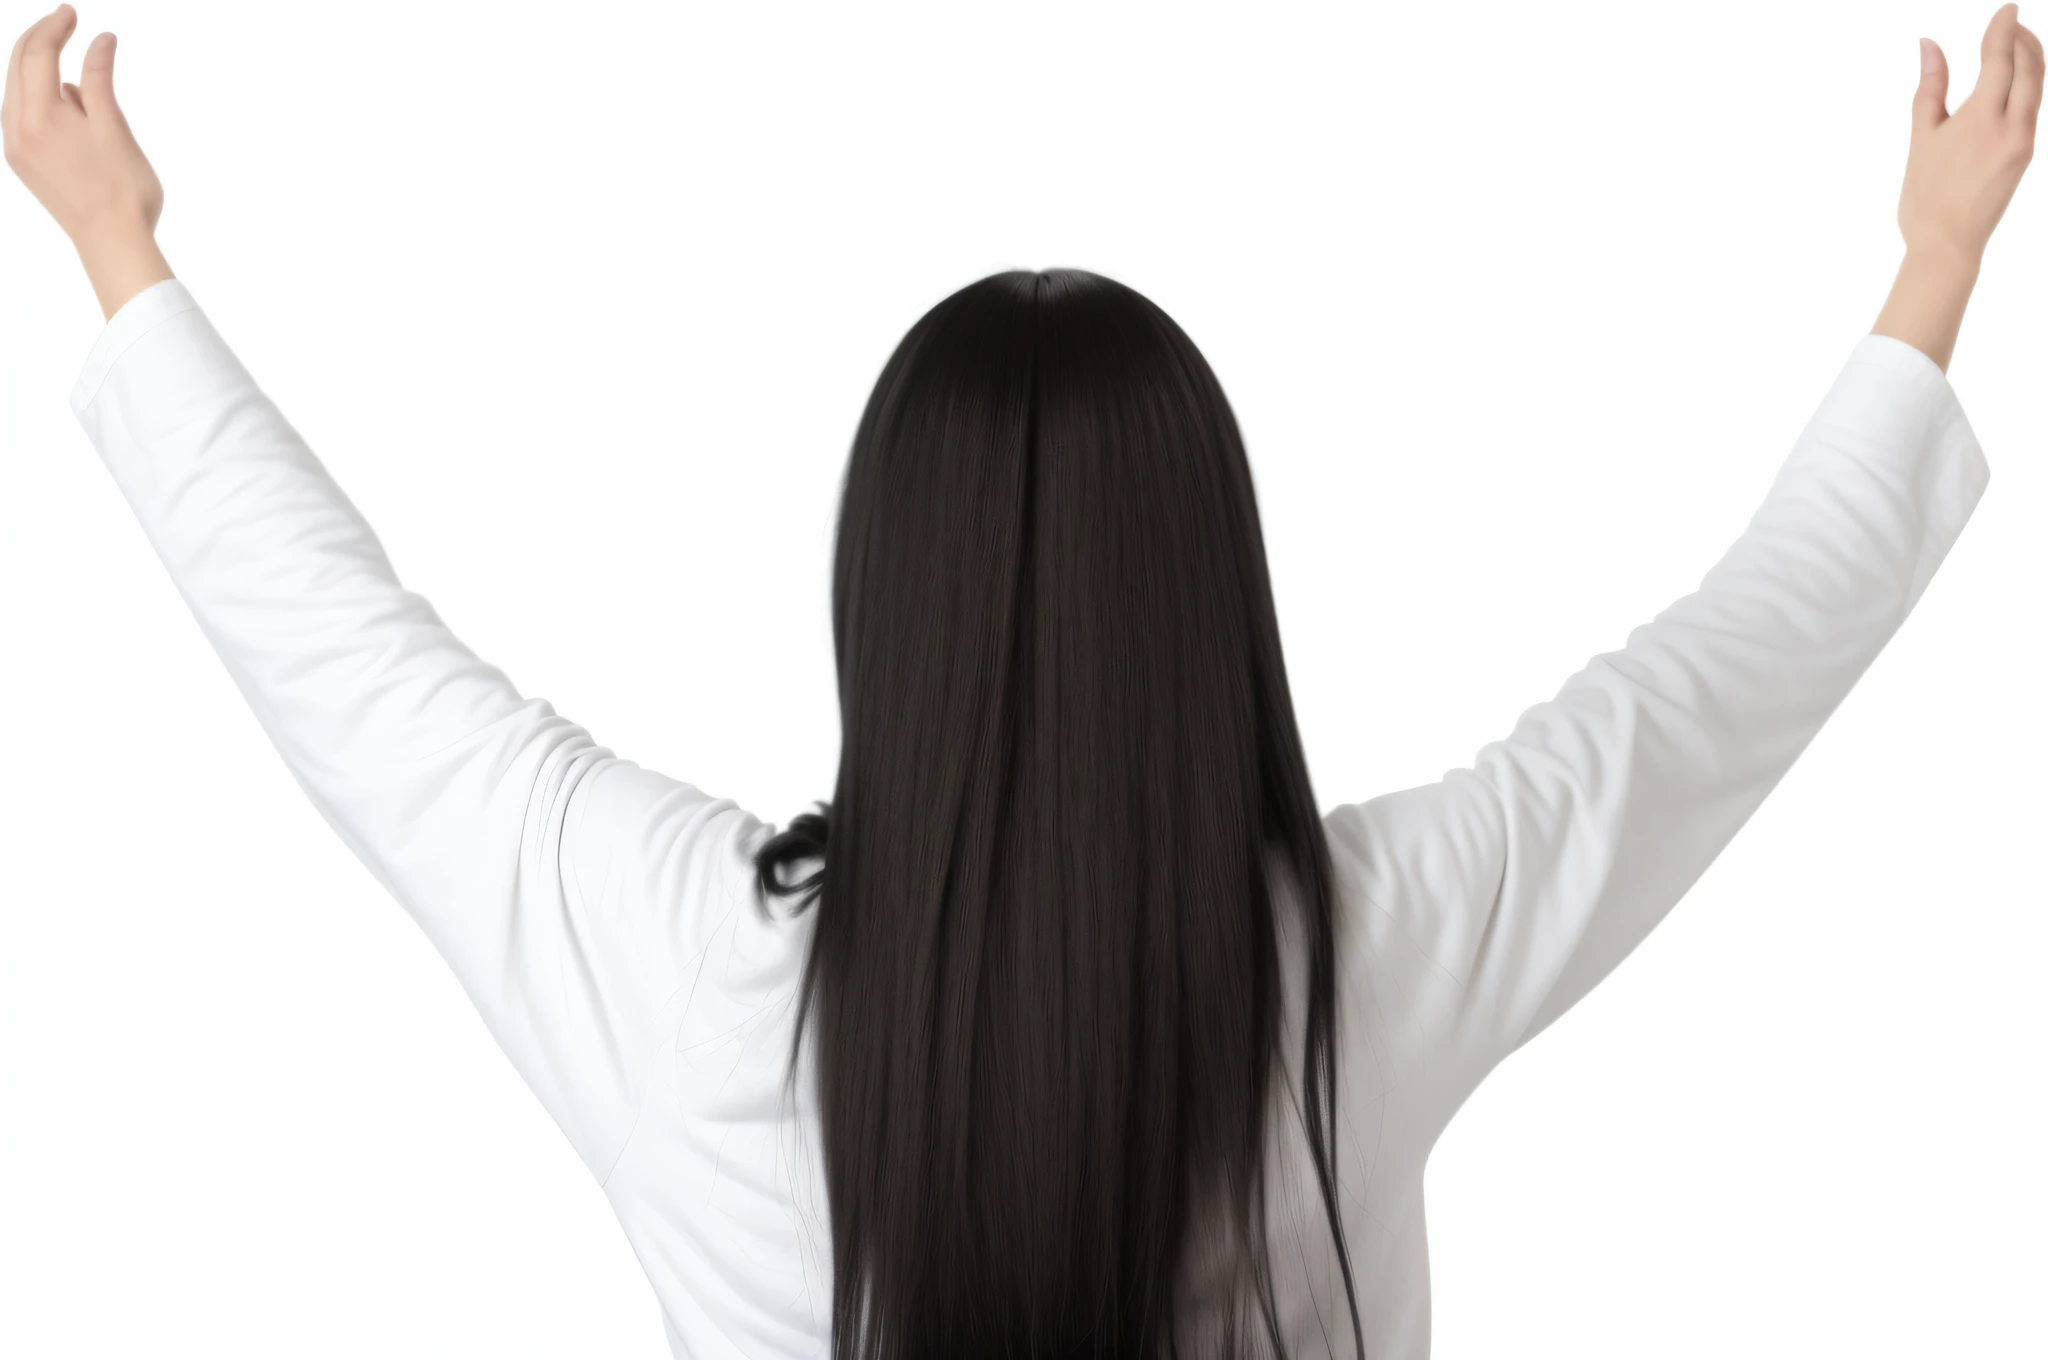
[1871,243,1982,374]
[73,219,173,322]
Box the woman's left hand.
[4,3,173,318]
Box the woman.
[4,4,2036,1357]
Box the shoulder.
[564,760,791,982]
[1317,784,1513,1123]
[1322,777,1506,996]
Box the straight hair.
[754,268,1364,1359]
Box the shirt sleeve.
[1322,331,1991,1098]
[68,277,768,1186]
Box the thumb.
[78,31,122,122]
[1916,37,1951,129]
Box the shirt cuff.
[1833,330,1992,614]
[1845,330,1978,431]
[69,276,202,418]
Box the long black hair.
[753,268,1364,1359]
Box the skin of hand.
[2,3,169,320]
[1872,4,2043,371]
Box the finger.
[2014,25,2046,125]
[1917,37,1952,129]
[78,30,117,121]
[5,14,44,128]
[59,78,76,104]
[18,4,79,118]
[1978,2,2020,111]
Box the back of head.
[756,268,1362,1359]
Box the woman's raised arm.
[5,5,768,1187]
[1323,5,2037,1110]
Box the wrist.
[1872,242,1980,374]
[71,220,173,322]
[1899,236,1984,288]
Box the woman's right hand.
[1902,4,2041,262]
[1873,4,2041,371]
[3,3,173,319]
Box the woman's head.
[756,269,1362,1359]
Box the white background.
[2,0,2043,1355]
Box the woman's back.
[584,805,1437,1359]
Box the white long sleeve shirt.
[68,277,1991,1359]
